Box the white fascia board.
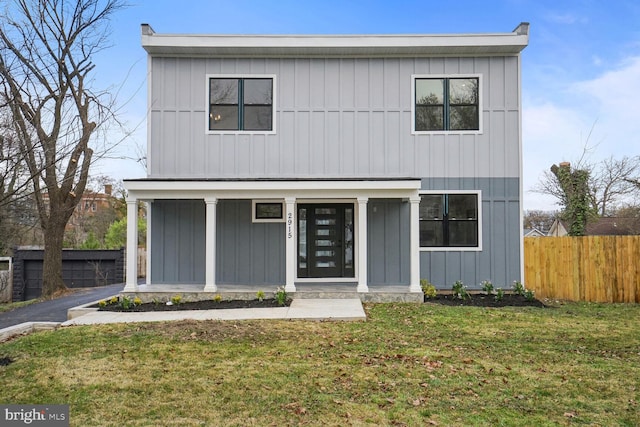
[141,30,528,57]
[124,179,421,201]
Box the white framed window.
[419,190,482,251]
[252,200,284,223]
[206,74,276,134]
[411,74,482,134]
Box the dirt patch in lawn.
[97,299,291,312]
[425,293,547,308]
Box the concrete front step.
[118,284,423,304]
[295,291,422,302]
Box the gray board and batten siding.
[149,179,520,290]
[148,56,521,181]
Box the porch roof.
[123,178,421,201]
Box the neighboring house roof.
[524,228,545,237]
[586,217,640,236]
[547,219,568,236]
[140,23,530,57]
[547,217,640,236]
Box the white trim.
[146,54,153,174]
[409,196,422,293]
[252,199,285,223]
[356,197,369,292]
[296,278,357,284]
[124,180,421,202]
[284,197,296,292]
[145,201,152,285]
[142,26,529,57]
[517,52,525,284]
[418,190,483,252]
[411,74,483,135]
[203,198,218,292]
[124,200,139,292]
[205,74,277,135]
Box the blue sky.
[92,0,640,211]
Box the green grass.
[1,302,639,426]
[0,298,39,313]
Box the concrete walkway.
[62,299,366,326]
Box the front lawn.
[1,302,639,426]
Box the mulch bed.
[97,294,544,312]
[98,299,291,312]
[425,293,547,308]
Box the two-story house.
[123,23,529,299]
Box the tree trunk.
[41,218,68,298]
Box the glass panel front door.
[298,204,355,278]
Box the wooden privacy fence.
[524,236,640,303]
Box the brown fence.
[524,236,640,303]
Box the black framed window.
[255,202,283,220]
[209,78,273,131]
[415,77,479,131]
[419,194,478,247]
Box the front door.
[297,204,354,278]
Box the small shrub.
[524,289,536,302]
[274,286,288,306]
[420,279,437,299]
[120,296,134,310]
[213,294,222,303]
[171,295,183,305]
[256,290,266,302]
[494,288,504,302]
[481,280,494,295]
[133,297,142,306]
[152,298,161,306]
[98,300,107,308]
[451,280,469,300]
[109,296,118,305]
[512,281,526,296]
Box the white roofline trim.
[140,23,529,57]
[123,179,421,201]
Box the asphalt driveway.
[0,283,123,329]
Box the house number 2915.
[287,212,293,239]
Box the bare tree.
[0,104,38,254]
[523,210,558,234]
[626,178,640,191]
[0,0,126,297]
[534,156,640,218]
[590,156,640,216]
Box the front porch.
[122,283,423,303]
[122,179,425,301]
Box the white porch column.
[284,197,296,292]
[145,201,152,285]
[357,197,369,293]
[123,199,139,292]
[284,197,297,292]
[203,197,218,292]
[409,195,422,293]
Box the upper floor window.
[208,76,274,132]
[419,193,480,249]
[413,76,480,132]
